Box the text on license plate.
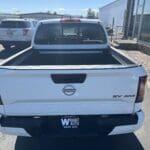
[61,116,79,129]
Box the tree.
[53,11,57,15]
[87,8,96,19]
[47,11,51,14]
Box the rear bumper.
[0,111,144,137]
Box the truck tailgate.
[0,66,145,116]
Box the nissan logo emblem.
[63,85,76,96]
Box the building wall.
[140,0,150,43]
[132,0,150,42]
[20,13,62,20]
[0,14,19,21]
[140,14,150,42]
[99,0,128,28]
[143,0,150,14]
[100,0,150,44]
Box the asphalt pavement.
[0,45,149,150]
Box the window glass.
[34,23,107,44]
[0,21,31,28]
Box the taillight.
[60,18,81,22]
[136,76,147,103]
[22,29,29,36]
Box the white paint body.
[0,19,147,137]
[0,66,146,116]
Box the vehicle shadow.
[118,45,150,56]
[0,46,26,60]
[15,134,144,150]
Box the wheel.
[2,43,11,50]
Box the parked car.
[0,18,147,137]
[0,18,37,49]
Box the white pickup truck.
[0,18,147,137]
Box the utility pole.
[137,0,146,40]
[126,0,134,38]
[132,0,140,38]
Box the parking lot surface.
[0,45,149,150]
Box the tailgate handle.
[51,74,86,84]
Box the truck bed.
[1,47,135,66]
[0,46,146,117]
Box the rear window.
[34,23,107,44]
[0,21,31,28]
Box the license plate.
[61,116,79,129]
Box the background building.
[0,12,71,22]
[99,0,150,45]
[19,12,66,20]
[99,0,128,30]
[0,13,19,21]
[136,0,150,43]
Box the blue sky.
[0,0,115,15]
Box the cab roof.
[39,18,102,24]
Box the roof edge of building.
[100,0,122,9]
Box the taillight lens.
[22,29,29,36]
[136,76,147,103]
[60,18,81,22]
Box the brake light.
[22,29,29,36]
[60,18,81,22]
[136,76,147,103]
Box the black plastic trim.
[51,74,86,84]
[0,114,138,137]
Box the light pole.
[132,0,140,38]
[137,0,146,40]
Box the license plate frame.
[60,116,80,129]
